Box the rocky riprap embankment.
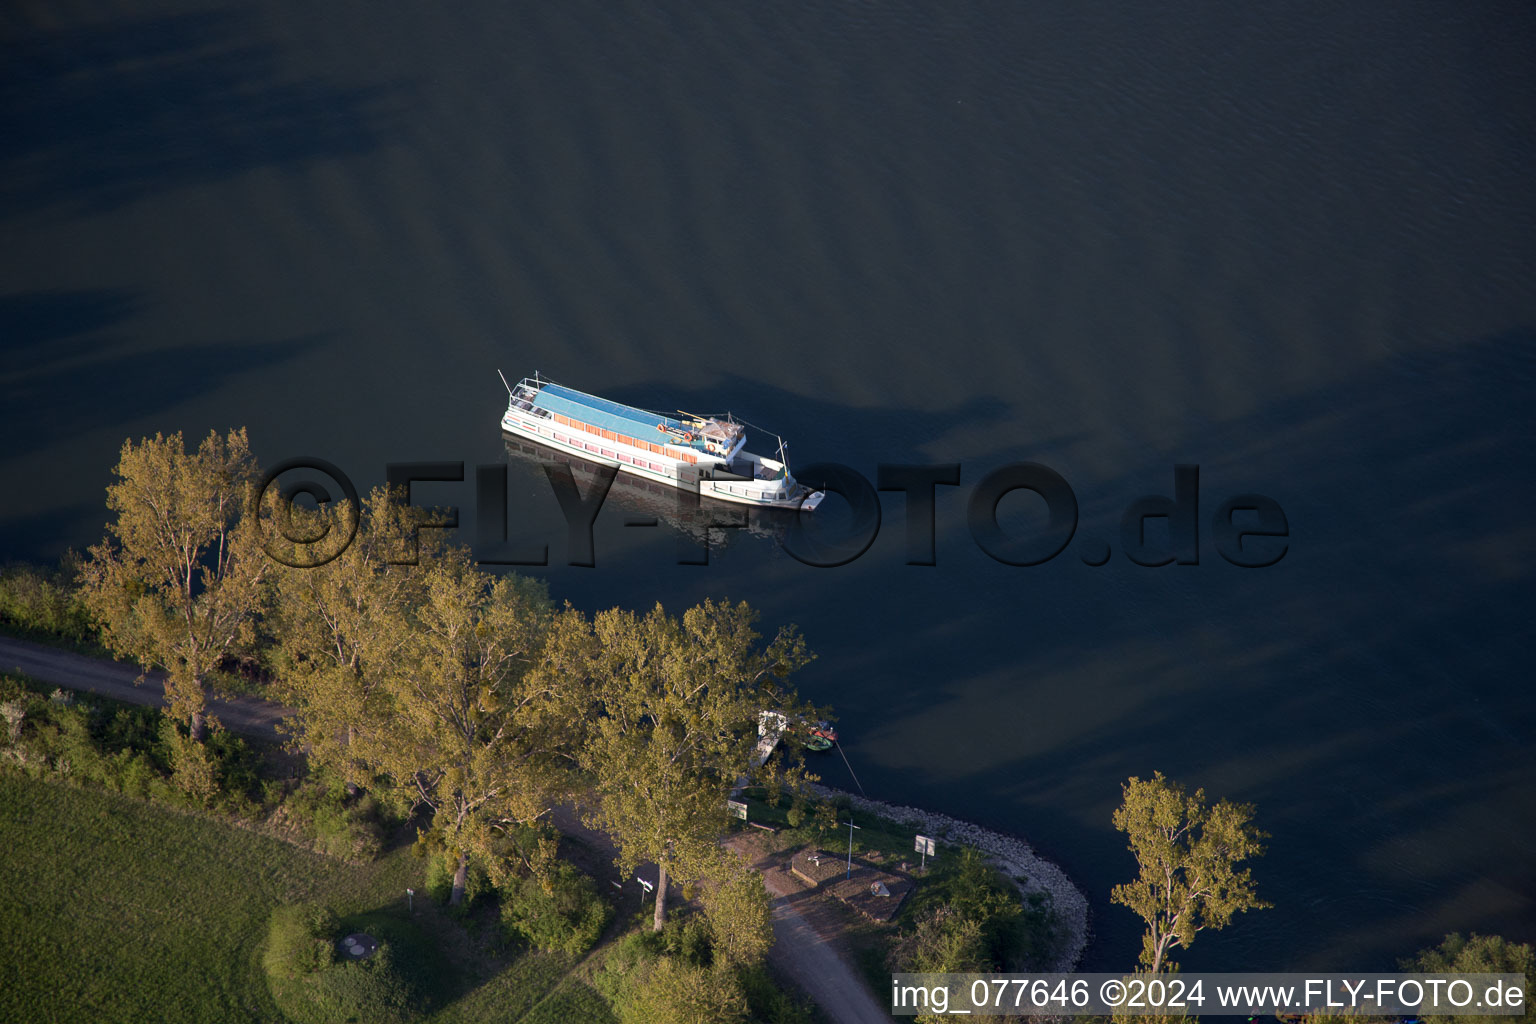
[809,784,1089,971]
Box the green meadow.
[0,774,611,1024]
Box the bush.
[265,912,438,1024]
[311,804,384,861]
[285,942,422,1024]
[661,914,714,968]
[611,957,748,1024]
[897,847,1062,972]
[500,860,613,955]
[279,776,389,861]
[0,562,93,643]
[594,929,665,1003]
[593,917,713,1006]
[202,728,262,806]
[0,675,275,817]
[423,850,492,909]
[1401,933,1534,1024]
[162,720,219,804]
[739,964,816,1024]
[263,903,338,980]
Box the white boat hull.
[500,411,824,511]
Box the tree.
[557,599,814,931]
[697,849,774,969]
[78,429,266,741]
[1401,933,1534,1024]
[358,548,568,904]
[1110,771,1269,972]
[267,486,422,785]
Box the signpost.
[635,874,654,912]
[843,818,862,879]
[914,834,937,873]
[406,888,415,913]
[726,799,748,821]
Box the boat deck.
[532,383,700,449]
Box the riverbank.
[809,783,1089,971]
[0,630,1092,976]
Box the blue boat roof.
[533,383,688,443]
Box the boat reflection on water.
[502,435,795,550]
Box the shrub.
[311,804,384,861]
[0,562,93,643]
[100,704,170,765]
[897,846,1061,972]
[1,699,25,744]
[594,929,665,1003]
[739,964,816,1024]
[611,957,748,1024]
[202,729,262,805]
[1401,933,1534,1024]
[0,677,278,818]
[661,913,714,968]
[424,850,491,909]
[265,914,441,1024]
[287,942,422,1024]
[162,720,219,804]
[785,804,804,828]
[891,906,989,974]
[108,748,162,799]
[500,861,613,955]
[279,776,390,862]
[263,904,338,980]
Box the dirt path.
[554,807,893,1023]
[0,634,893,1024]
[729,831,895,1024]
[0,635,291,736]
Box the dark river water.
[3,0,1534,971]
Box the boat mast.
[497,369,513,396]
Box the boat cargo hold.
[498,372,825,511]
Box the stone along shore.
[809,784,1090,971]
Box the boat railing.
[506,378,551,416]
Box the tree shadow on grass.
[267,903,463,1024]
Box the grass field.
[0,774,607,1023]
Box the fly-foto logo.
[254,459,1288,571]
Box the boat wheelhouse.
[498,372,825,511]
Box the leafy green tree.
[78,429,266,740]
[267,486,423,785]
[697,849,774,968]
[359,550,566,904]
[1401,933,1534,1024]
[554,599,814,931]
[1110,771,1269,972]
